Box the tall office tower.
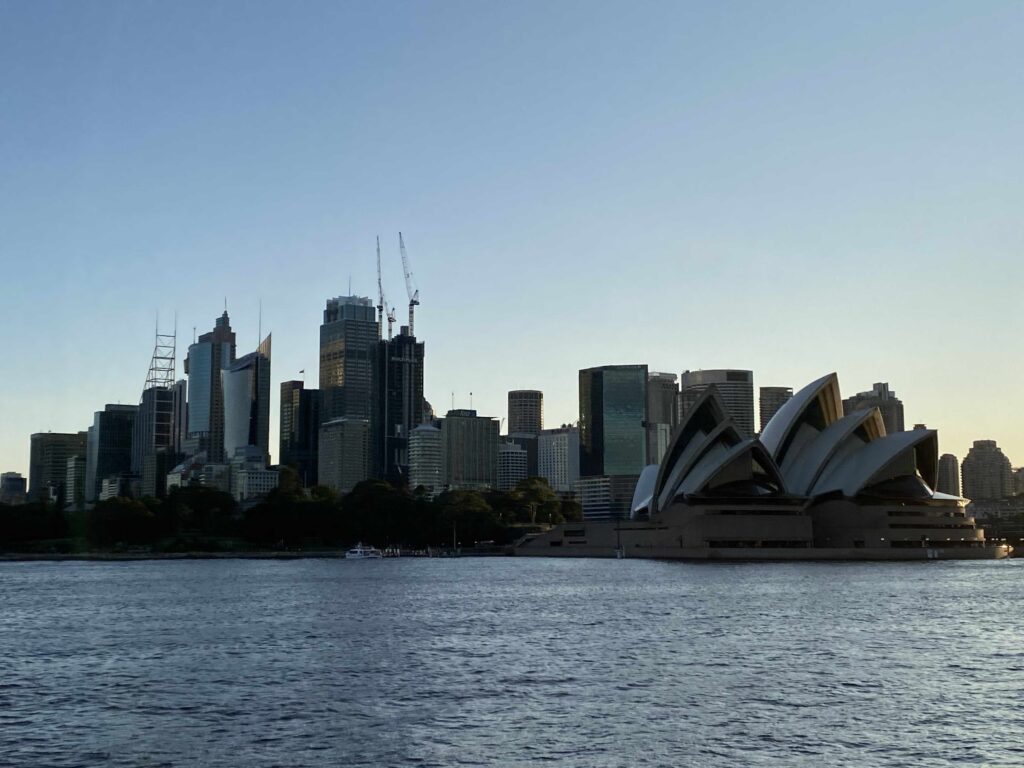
[937,453,961,497]
[506,433,538,478]
[184,311,236,462]
[409,424,443,497]
[318,418,371,494]
[441,409,499,491]
[0,473,27,505]
[579,365,648,476]
[320,295,378,424]
[579,365,647,521]
[280,380,321,487]
[961,440,1014,500]
[538,427,580,493]
[171,379,188,453]
[85,405,138,502]
[29,431,87,504]
[843,383,905,435]
[508,390,543,435]
[65,457,86,510]
[372,327,425,483]
[222,334,272,463]
[647,373,678,465]
[678,370,755,437]
[497,441,529,492]
[759,386,793,433]
[131,326,180,496]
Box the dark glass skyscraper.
[184,311,236,462]
[280,380,320,487]
[319,296,378,424]
[85,404,138,502]
[372,328,424,482]
[579,365,649,477]
[29,431,87,504]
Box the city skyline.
[4,2,1024,476]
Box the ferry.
[344,543,383,559]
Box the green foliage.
[0,501,68,547]
[85,497,159,548]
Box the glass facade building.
[579,365,648,477]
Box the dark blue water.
[1,558,1022,767]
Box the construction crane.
[399,231,420,336]
[376,237,397,340]
[375,236,385,340]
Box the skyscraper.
[409,424,443,497]
[759,386,793,433]
[372,327,424,483]
[646,373,678,465]
[441,409,499,491]
[319,296,378,424]
[497,441,528,491]
[280,380,320,487]
[85,405,138,502]
[29,431,87,504]
[843,383,904,436]
[937,453,960,497]
[222,334,271,463]
[679,369,755,437]
[961,440,1013,500]
[578,365,648,521]
[579,365,648,476]
[184,311,236,462]
[508,390,543,435]
[318,418,371,494]
[0,473,27,505]
[538,427,580,493]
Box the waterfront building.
[65,456,86,510]
[961,440,1013,500]
[578,364,646,521]
[29,431,87,504]
[318,418,371,494]
[184,311,236,462]
[843,382,905,435]
[372,327,425,483]
[222,334,272,463]
[409,424,442,497]
[647,373,678,465]
[520,373,1007,560]
[280,380,320,487]
[538,427,580,493]
[508,390,543,435]
[85,405,138,502]
[579,365,648,476]
[759,386,792,433]
[937,454,961,497]
[679,369,754,437]
[575,474,639,522]
[497,441,529,492]
[0,472,27,505]
[442,409,499,491]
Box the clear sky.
[2,1,1022,478]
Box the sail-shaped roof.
[810,429,938,498]
[760,373,843,468]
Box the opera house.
[517,373,1011,560]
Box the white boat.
[345,543,383,559]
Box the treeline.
[0,473,581,553]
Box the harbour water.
[2,558,1022,767]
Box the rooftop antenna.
[470,391,473,410]
[348,274,352,295]
[451,391,455,411]
[258,297,262,343]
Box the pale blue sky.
[2,1,1023,477]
